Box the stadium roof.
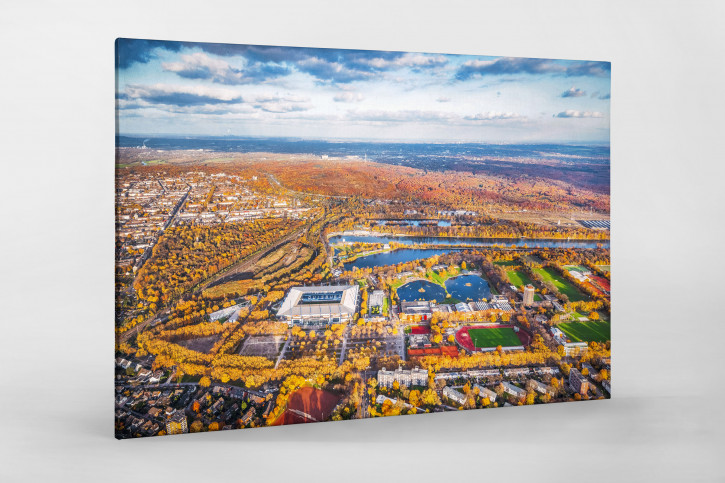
[277,285,359,318]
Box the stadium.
[276,284,359,327]
[455,324,531,352]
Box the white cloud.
[461,59,497,69]
[364,53,447,70]
[346,109,525,124]
[251,94,311,113]
[464,111,524,121]
[347,109,453,123]
[333,92,365,103]
[561,87,587,98]
[162,53,245,84]
[123,83,243,105]
[555,110,604,118]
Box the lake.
[397,280,447,302]
[445,274,491,302]
[344,248,460,270]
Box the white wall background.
[1,1,723,481]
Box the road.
[132,182,191,275]
[274,334,292,369]
[118,381,267,398]
[359,369,375,419]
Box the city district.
[115,158,611,438]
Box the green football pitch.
[558,320,611,343]
[468,327,522,348]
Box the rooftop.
[277,285,359,318]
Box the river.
[330,234,608,249]
[336,234,608,270]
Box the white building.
[569,368,589,395]
[501,381,527,399]
[369,290,385,311]
[442,386,468,406]
[378,367,428,389]
[165,410,188,435]
[503,367,530,377]
[209,302,247,322]
[473,384,498,403]
[529,379,555,396]
[375,395,413,409]
[523,284,535,306]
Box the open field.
[506,270,534,288]
[425,270,447,286]
[455,325,526,351]
[176,335,221,354]
[494,260,519,267]
[468,327,522,348]
[239,335,284,359]
[558,320,611,343]
[534,267,588,301]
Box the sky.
[116,39,611,143]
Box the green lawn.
[598,265,611,272]
[442,296,462,305]
[426,270,447,286]
[390,279,405,289]
[558,320,611,343]
[180,374,202,383]
[494,260,518,267]
[468,327,522,348]
[506,270,534,288]
[534,267,588,301]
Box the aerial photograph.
[115,39,611,439]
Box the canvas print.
[115,38,611,439]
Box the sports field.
[534,267,588,301]
[506,270,534,287]
[558,320,611,343]
[468,327,522,348]
[564,264,588,273]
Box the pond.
[444,274,491,302]
[396,279,447,302]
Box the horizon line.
[116,133,611,147]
